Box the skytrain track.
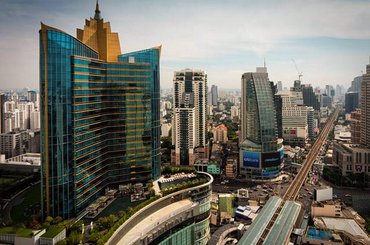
[256,107,339,245]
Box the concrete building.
[0,153,41,174]
[0,93,5,133]
[350,109,361,144]
[279,90,308,147]
[240,67,283,179]
[225,159,237,178]
[30,110,40,130]
[307,106,315,139]
[0,131,24,158]
[212,124,228,143]
[211,85,218,106]
[360,63,370,148]
[333,142,370,176]
[230,105,240,121]
[311,201,342,218]
[27,91,37,104]
[172,69,208,165]
[277,81,283,92]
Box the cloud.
[0,0,369,89]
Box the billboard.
[261,148,283,168]
[243,152,260,168]
[262,169,280,176]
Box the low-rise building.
[107,172,213,245]
[311,201,342,218]
[333,142,370,176]
[212,124,228,143]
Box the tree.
[52,216,63,225]
[66,230,81,245]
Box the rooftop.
[0,226,36,238]
[314,217,370,242]
[238,196,282,245]
[117,199,193,245]
[263,201,301,244]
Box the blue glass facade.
[40,23,160,218]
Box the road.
[256,107,339,245]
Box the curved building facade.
[240,67,283,179]
[108,172,213,245]
[40,3,160,218]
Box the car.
[308,192,313,195]
[304,214,309,219]
[345,194,352,198]
[303,194,307,197]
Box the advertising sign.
[243,152,260,168]
[261,151,282,168]
[262,169,280,176]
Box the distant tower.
[360,63,370,147]
[172,69,208,165]
[277,81,283,92]
[211,85,218,106]
[0,93,4,133]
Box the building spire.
[94,0,102,20]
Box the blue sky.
[1,0,370,89]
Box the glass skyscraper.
[240,67,283,180]
[40,3,160,218]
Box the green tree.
[66,231,81,245]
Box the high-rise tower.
[40,3,161,218]
[172,69,207,165]
[240,67,283,179]
[360,63,370,147]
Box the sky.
[1,0,370,90]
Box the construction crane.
[292,59,303,81]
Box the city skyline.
[1,0,370,89]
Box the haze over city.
[1,0,370,89]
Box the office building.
[230,105,240,121]
[211,85,218,106]
[302,85,320,111]
[4,101,16,113]
[307,107,315,139]
[333,142,370,176]
[321,94,332,108]
[325,85,335,97]
[274,93,283,138]
[350,109,361,144]
[30,110,40,130]
[345,92,359,113]
[0,131,26,158]
[172,69,208,165]
[40,2,161,218]
[240,67,283,179]
[0,93,4,133]
[349,76,362,94]
[277,81,283,92]
[27,91,37,104]
[361,63,370,147]
[279,91,308,147]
